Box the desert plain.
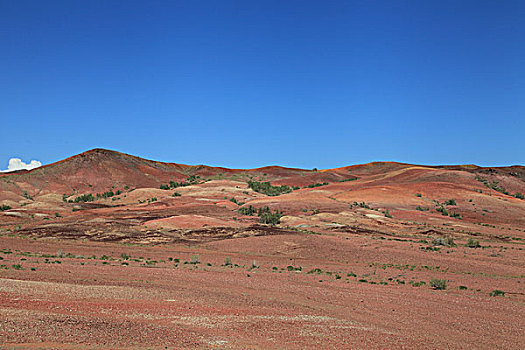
[0,149,524,349]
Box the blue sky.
[1,1,523,169]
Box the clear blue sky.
[1,1,523,169]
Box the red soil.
[0,149,524,349]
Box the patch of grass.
[411,281,426,287]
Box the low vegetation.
[160,175,201,190]
[247,180,292,196]
[489,290,505,297]
[475,175,509,195]
[466,238,481,248]
[257,206,282,225]
[430,278,447,290]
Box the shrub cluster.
[247,181,292,196]
[257,206,282,225]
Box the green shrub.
[489,290,505,297]
[303,182,329,189]
[416,206,429,211]
[238,205,257,216]
[0,204,11,211]
[415,193,422,197]
[449,212,462,219]
[514,192,524,200]
[444,199,456,206]
[436,206,448,216]
[247,181,291,196]
[22,191,33,200]
[430,278,447,290]
[172,192,181,197]
[258,206,282,225]
[73,193,95,203]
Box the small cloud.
[1,158,42,172]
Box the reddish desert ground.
[0,149,524,349]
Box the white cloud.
[1,158,42,172]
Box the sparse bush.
[190,254,200,264]
[411,281,426,287]
[449,212,462,219]
[416,206,429,211]
[432,236,455,247]
[436,206,449,216]
[224,257,232,267]
[514,192,524,200]
[430,278,447,290]
[22,191,33,200]
[384,210,393,218]
[466,238,481,248]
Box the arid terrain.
[1,149,524,349]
